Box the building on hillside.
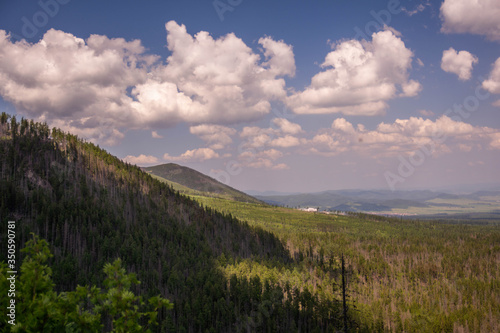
[300,207,318,212]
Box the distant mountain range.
[143,163,263,204]
[141,164,500,215]
[253,189,500,215]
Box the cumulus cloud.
[0,29,152,144]
[440,0,500,41]
[152,131,163,139]
[286,28,421,116]
[155,21,295,124]
[306,116,500,157]
[482,58,500,94]
[163,148,221,162]
[189,124,237,149]
[239,118,304,149]
[489,133,500,149]
[239,149,288,170]
[0,22,295,145]
[122,154,160,166]
[237,120,305,169]
[48,118,125,146]
[272,118,303,134]
[441,48,478,81]
[270,135,301,148]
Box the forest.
[0,114,350,332]
[0,113,499,332]
[193,195,500,332]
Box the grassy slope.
[193,195,500,332]
[143,163,263,204]
[148,173,203,195]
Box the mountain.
[256,188,500,214]
[143,163,263,204]
[0,114,343,332]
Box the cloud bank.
[440,0,500,41]
[0,22,295,144]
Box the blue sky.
[1,0,500,193]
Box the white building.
[300,207,318,212]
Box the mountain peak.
[143,163,263,204]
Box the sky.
[0,0,500,193]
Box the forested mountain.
[0,114,348,332]
[143,163,263,204]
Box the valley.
[1,116,499,332]
[148,163,500,332]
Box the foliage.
[194,196,500,332]
[0,113,349,332]
[0,233,172,332]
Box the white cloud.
[0,29,151,144]
[261,149,283,160]
[489,133,500,149]
[270,135,301,148]
[48,118,125,146]
[482,58,500,94]
[332,118,356,133]
[440,0,500,41]
[402,3,427,16]
[286,28,421,116]
[122,154,159,165]
[163,148,221,162]
[259,37,296,77]
[240,119,304,149]
[441,48,478,81]
[272,163,289,170]
[272,118,303,134]
[238,148,288,170]
[152,131,163,139]
[0,22,295,145]
[306,116,500,157]
[418,110,435,117]
[155,21,295,124]
[189,124,237,149]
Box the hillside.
[193,195,500,332]
[1,114,498,332]
[143,163,263,204]
[0,114,347,332]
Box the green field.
[379,197,500,215]
[193,195,500,332]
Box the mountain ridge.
[255,188,500,214]
[143,163,264,204]
[1,114,341,332]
